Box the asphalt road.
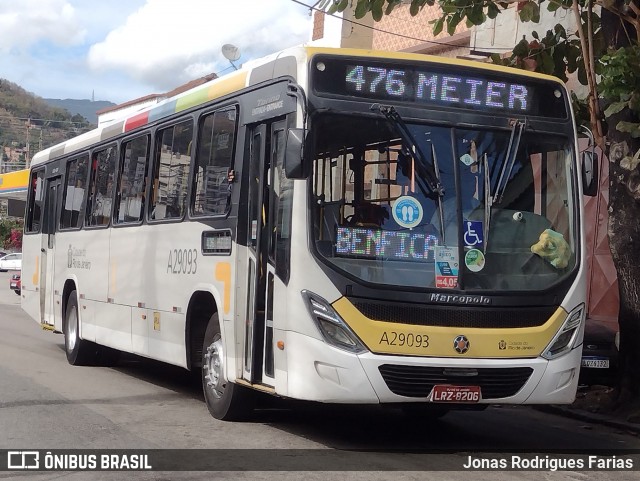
[0,270,639,480]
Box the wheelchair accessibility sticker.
[463,220,483,248]
[392,196,423,229]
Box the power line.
[0,115,89,126]
[291,0,515,51]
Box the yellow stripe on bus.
[176,71,248,112]
[206,71,248,103]
[32,256,39,286]
[215,262,232,315]
[332,297,567,358]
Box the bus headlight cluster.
[542,304,584,360]
[301,290,367,354]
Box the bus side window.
[86,146,117,227]
[273,128,293,281]
[61,155,88,230]
[149,119,193,221]
[192,107,238,216]
[114,135,150,224]
[26,170,44,233]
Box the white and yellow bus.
[22,46,596,420]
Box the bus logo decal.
[67,244,92,270]
[454,335,470,354]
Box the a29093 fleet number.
[167,249,198,274]
[379,331,429,348]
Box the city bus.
[22,46,596,420]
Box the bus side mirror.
[581,150,598,197]
[284,128,307,179]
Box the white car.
[0,253,22,271]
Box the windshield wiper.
[371,103,447,239]
[493,119,525,204]
[370,104,445,198]
[430,142,447,243]
[482,119,524,251]
[483,153,491,250]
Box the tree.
[0,218,22,249]
[6,228,22,250]
[321,0,640,413]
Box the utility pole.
[25,117,30,169]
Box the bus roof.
[30,45,565,168]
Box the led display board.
[312,56,568,118]
[335,227,438,262]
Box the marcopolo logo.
[430,293,491,305]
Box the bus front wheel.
[64,290,97,366]
[202,314,253,421]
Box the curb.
[538,405,640,436]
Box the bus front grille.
[351,299,556,328]
[378,365,533,399]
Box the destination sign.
[312,56,568,118]
[345,65,529,112]
[335,226,438,262]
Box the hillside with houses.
[0,79,94,173]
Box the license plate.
[10,283,18,288]
[581,357,610,369]
[430,385,481,403]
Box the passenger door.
[241,118,289,386]
[40,176,62,327]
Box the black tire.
[64,290,98,365]
[14,290,20,296]
[202,313,254,420]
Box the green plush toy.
[530,229,571,269]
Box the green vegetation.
[0,78,94,159]
[0,218,22,250]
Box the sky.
[0,0,313,104]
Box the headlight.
[542,304,584,360]
[301,290,367,354]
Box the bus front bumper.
[283,331,581,405]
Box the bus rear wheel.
[202,314,253,420]
[64,290,98,366]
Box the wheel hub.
[67,305,78,352]
[204,337,225,399]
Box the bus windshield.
[310,114,577,292]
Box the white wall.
[472,6,578,54]
[472,5,588,97]
[308,6,374,49]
